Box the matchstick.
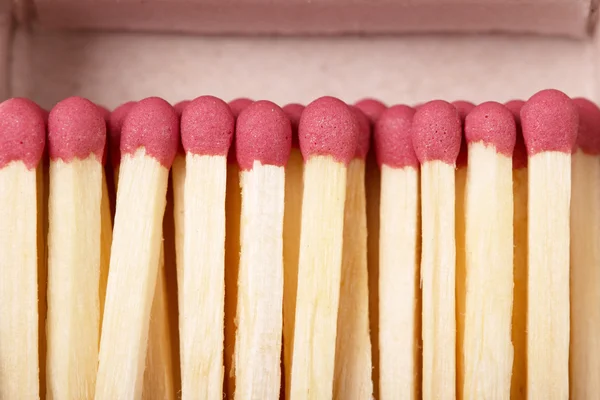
[224,97,253,398]
[452,100,474,400]
[290,96,358,399]
[107,101,136,190]
[178,96,234,399]
[354,98,387,400]
[411,100,461,399]
[569,98,600,399]
[333,107,373,399]
[46,97,106,399]
[281,102,305,399]
[234,100,291,398]
[0,98,45,399]
[95,97,179,399]
[462,102,516,398]
[521,89,578,399]
[374,104,420,399]
[505,99,527,400]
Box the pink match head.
[352,106,370,159]
[283,103,304,149]
[299,96,359,165]
[452,100,475,168]
[174,100,190,117]
[573,98,600,155]
[120,97,179,167]
[96,105,110,164]
[374,104,417,169]
[520,89,578,155]
[181,96,234,157]
[229,98,254,118]
[505,100,527,169]
[48,96,106,162]
[0,98,46,169]
[354,98,387,125]
[228,98,253,164]
[464,102,516,157]
[97,105,110,122]
[108,101,136,167]
[411,100,462,165]
[236,100,292,170]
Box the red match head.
[520,89,578,155]
[283,103,304,149]
[48,96,106,162]
[0,98,46,169]
[229,98,254,118]
[299,96,359,165]
[411,100,462,165]
[236,100,292,170]
[452,100,475,168]
[465,101,516,157]
[174,100,190,117]
[354,98,387,125]
[505,100,527,169]
[352,106,371,160]
[120,97,179,168]
[374,105,417,169]
[181,96,235,157]
[573,98,600,155]
[108,101,136,167]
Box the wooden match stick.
[0,98,45,399]
[224,97,253,398]
[462,102,516,398]
[373,104,420,399]
[95,97,179,399]
[505,99,527,400]
[520,89,578,399]
[233,100,291,398]
[411,100,461,399]
[569,98,600,399]
[281,102,305,399]
[451,100,474,400]
[290,96,358,399]
[46,97,106,399]
[333,107,373,399]
[354,98,387,400]
[178,96,234,398]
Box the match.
[374,104,420,399]
[46,96,106,399]
[411,100,461,399]
[521,89,578,399]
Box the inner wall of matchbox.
[3,0,600,108]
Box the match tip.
[505,100,527,169]
[465,101,516,157]
[452,100,475,168]
[181,96,234,157]
[351,106,371,159]
[411,100,462,165]
[520,89,578,155]
[573,98,600,155]
[108,101,136,166]
[299,96,358,165]
[236,100,292,170]
[374,104,417,169]
[48,96,106,162]
[121,97,179,167]
[354,98,387,125]
[229,98,254,118]
[283,103,304,148]
[0,98,46,169]
[174,100,190,117]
